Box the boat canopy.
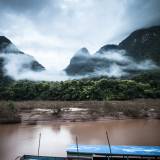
[67,144,160,157]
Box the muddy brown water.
[0,119,160,160]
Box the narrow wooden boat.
[20,145,160,160]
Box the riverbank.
[0,99,160,124]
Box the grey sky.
[0,0,160,70]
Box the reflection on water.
[0,119,160,160]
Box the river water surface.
[0,119,160,160]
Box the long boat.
[21,145,160,160]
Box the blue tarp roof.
[67,144,160,157]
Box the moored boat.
[20,145,160,160]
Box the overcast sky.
[0,0,160,70]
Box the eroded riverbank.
[0,99,160,124]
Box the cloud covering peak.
[0,0,160,72]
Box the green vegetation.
[0,73,160,101]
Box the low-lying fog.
[0,49,158,81]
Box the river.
[0,119,160,160]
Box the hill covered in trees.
[1,69,160,101]
[0,26,160,101]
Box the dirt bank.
[0,99,160,124]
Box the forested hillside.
[0,27,160,101]
[1,70,160,100]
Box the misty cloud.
[97,50,130,63]
[0,0,160,80]
[0,49,158,81]
[0,53,69,81]
[81,49,158,78]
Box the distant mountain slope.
[0,36,45,79]
[65,46,123,76]
[119,26,160,64]
[0,36,22,53]
[65,48,94,75]
[65,26,160,77]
